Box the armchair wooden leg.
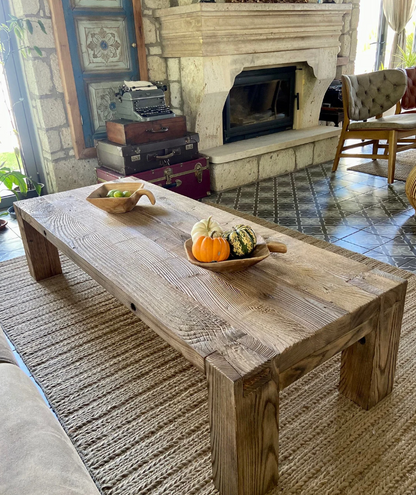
[372,140,379,156]
[388,130,397,184]
[332,131,346,172]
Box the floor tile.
[324,225,359,239]
[340,231,394,251]
[363,250,402,267]
[372,236,416,257]
[331,239,371,255]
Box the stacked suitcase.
[96,117,210,200]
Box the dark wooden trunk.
[106,116,187,145]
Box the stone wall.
[308,0,359,78]
[11,0,359,193]
[12,0,98,193]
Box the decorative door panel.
[62,0,140,148]
[77,18,131,72]
[88,82,120,133]
[72,0,123,8]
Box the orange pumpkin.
[192,234,230,263]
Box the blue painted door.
[62,0,140,148]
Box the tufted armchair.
[332,69,416,184]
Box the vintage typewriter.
[114,80,176,122]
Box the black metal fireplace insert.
[223,66,297,144]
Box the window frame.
[0,1,46,208]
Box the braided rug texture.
[347,151,416,182]
[1,209,416,495]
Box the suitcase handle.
[162,180,182,190]
[153,151,176,159]
[146,126,169,133]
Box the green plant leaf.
[1,174,15,190]
[14,27,23,40]
[9,171,28,195]
[33,181,42,196]
[25,19,33,34]
[33,45,42,57]
[37,20,46,34]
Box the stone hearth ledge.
[202,126,341,192]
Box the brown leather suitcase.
[106,116,187,145]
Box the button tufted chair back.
[343,69,407,121]
[400,66,416,110]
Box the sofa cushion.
[349,113,416,130]
[0,325,17,365]
[0,363,100,495]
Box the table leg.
[206,353,279,495]
[339,297,405,410]
[15,209,62,281]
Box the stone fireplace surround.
[155,3,352,191]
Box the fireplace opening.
[223,66,297,144]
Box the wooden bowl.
[0,219,8,230]
[86,182,156,214]
[184,237,287,273]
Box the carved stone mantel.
[155,3,351,150]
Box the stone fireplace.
[155,3,352,191]
[223,66,297,143]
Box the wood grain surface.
[207,352,279,495]
[13,181,407,377]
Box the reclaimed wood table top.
[14,181,407,384]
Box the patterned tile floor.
[204,158,416,273]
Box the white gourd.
[191,216,223,242]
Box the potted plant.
[0,159,43,218]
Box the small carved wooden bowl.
[184,236,287,273]
[86,182,156,214]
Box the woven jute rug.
[1,208,416,495]
[347,150,416,182]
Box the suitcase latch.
[194,162,203,183]
[164,167,173,185]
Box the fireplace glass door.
[223,66,296,144]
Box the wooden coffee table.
[14,182,407,495]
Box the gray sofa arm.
[0,331,100,495]
[0,326,17,365]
